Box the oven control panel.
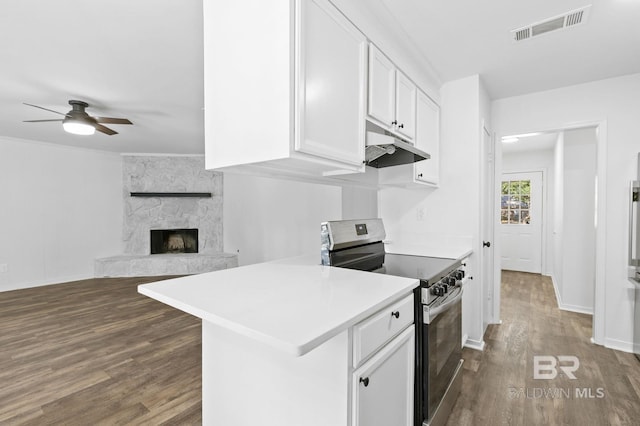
[421,267,466,305]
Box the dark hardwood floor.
[0,276,202,425]
[2,272,639,425]
[448,271,640,426]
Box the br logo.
[533,355,579,379]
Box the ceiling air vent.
[514,28,530,41]
[511,5,591,42]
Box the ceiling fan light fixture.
[63,119,95,135]
[24,99,131,136]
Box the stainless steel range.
[321,219,466,426]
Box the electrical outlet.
[0,264,7,273]
[416,207,425,222]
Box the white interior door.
[500,171,543,273]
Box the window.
[501,180,531,224]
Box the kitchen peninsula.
[138,255,418,426]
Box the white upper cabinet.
[203,0,367,177]
[377,89,439,188]
[367,45,396,127]
[296,0,366,167]
[414,90,440,185]
[366,44,416,142]
[395,71,417,140]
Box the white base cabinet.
[352,326,415,426]
[204,0,367,178]
[201,292,415,426]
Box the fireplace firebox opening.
[150,229,198,254]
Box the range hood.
[365,131,430,168]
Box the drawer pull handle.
[391,311,400,319]
[359,377,370,387]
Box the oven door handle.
[424,286,464,324]
[630,181,639,267]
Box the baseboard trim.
[464,338,485,351]
[604,337,635,354]
[0,273,94,292]
[559,303,594,315]
[550,275,594,315]
[550,274,563,308]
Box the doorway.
[500,171,543,273]
[491,124,604,341]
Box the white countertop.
[138,258,417,357]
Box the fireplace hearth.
[151,229,198,254]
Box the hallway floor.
[447,270,640,425]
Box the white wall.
[223,174,343,266]
[492,72,640,351]
[561,127,597,313]
[342,186,378,220]
[0,137,123,291]
[502,148,555,275]
[379,76,481,240]
[379,75,488,348]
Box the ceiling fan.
[23,100,133,136]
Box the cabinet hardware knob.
[462,263,467,267]
[417,173,423,178]
[398,123,404,128]
[391,120,398,125]
[360,377,370,387]
[391,311,400,319]
[483,241,491,248]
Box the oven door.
[422,289,462,423]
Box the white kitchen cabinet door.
[415,90,440,185]
[394,71,416,141]
[204,0,366,178]
[367,44,396,128]
[296,0,367,167]
[352,325,414,426]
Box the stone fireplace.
[95,156,237,277]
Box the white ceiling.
[377,0,640,98]
[0,0,205,154]
[1,0,639,154]
[501,133,558,154]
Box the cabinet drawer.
[353,293,414,367]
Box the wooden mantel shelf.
[130,192,212,198]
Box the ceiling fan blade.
[23,103,68,117]
[23,119,64,122]
[94,117,132,125]
[94,123,118,135]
